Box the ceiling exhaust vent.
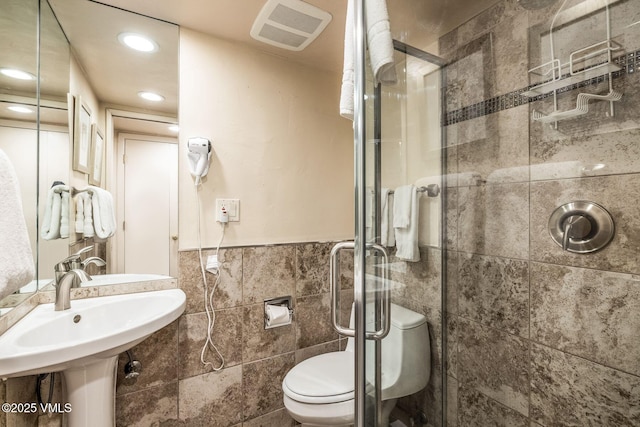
[250,0,332,51]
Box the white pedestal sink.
[0,288,186,427]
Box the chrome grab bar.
[366,243,390,341]
[330,241,356,337]
[329,241,391,341]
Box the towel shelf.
[523,61,621,98]
[532,90,623,124]
[527,1,622,126]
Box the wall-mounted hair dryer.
[187,137,212,185]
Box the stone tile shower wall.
[389,247,445,426]
[442,0,640,426]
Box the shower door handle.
[365,243,390,341]
[330,242,391,340]
[330,241,356,337]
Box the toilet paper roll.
[265,304,291,327]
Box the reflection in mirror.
[0,0,179,316]
[46,0,179,281]
[38,0,72,287]
[0,0,70,314]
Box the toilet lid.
[283,351,354,404]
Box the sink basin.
[0,288,185,427]
[0,288,185,378]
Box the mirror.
[0,0,179,314]
[0,0,69,313]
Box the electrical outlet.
[215,199,240,222]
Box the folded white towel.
[75,193,85,234]
[393,184,420,262]
[60,190,69,238]
[366,0,397,85]
[381,188,395,247]
[0,149,35,300]
[88,186,116,239]
[340,0,355,120]
[393,185,413,229]
[41,184,68,240]
[82,193,95,237]
[340,0,397,120]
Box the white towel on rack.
[393,185,413,229]
[83,193,95,237]
[393,184,420,262]
[41,184,68,240]
[340,0,355,120]
[88,186,116,239]
[0,149,35,300]
[60,190,70,238]
[340,0,397,120]
[381,188,395,247]
[74,193,94,237]
[75,193,85,234]
[366,0,397,85]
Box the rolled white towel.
[340,0,355,120]
[82,193,95,237]
[366,0,397,85]
[60,190,70,238]
[75,193,85,234]
[88,186,116,239]
[0,149,35,300]
[41,184,68,240]
[340,0,397,120]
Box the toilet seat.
[283,351,354,404]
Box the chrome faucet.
[54,246,106,288]
[54,269,91,311]
[54,246,93,287]
[82,256,107,271]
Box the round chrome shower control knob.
[548,201,614,254]
[562,214,592,250]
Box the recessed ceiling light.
[0,68,36,80]
[168,125,179,132]
[138,91,164,102]
[8,105,33,114]
[118,33,158,53]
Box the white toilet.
[282,303,430,427]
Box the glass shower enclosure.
[340,0,640,426]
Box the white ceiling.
[41,0,503,132]
[96,0,503,72]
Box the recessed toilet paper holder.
[264,296,294,329]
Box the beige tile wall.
[113,241,353,426]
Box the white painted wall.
[69,51,102,200]
[178,29,355,249]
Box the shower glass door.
[358,37,446,427]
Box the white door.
[117,134,178,276]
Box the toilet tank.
[379,303,431,401]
